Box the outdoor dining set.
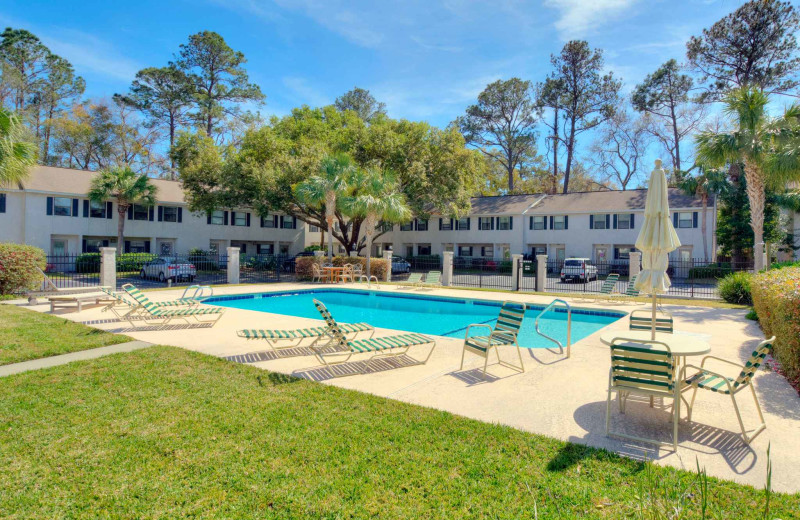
[310,263,374,284]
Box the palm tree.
[695,87,800,270]
[88,165,158,254]
[342,167,411,278]
[0,108,38,186]
[676,167,728,262]
[294,154,355,263]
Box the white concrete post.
[536,254,547,292]
[227,246,240,284]
[629,251,641,279]
[442,251,454,287]
[382,250,392,282]
[511,254,523,291]
[99,247,116,289]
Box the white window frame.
[210,210,225,225]
[678,212,693,228]
[531,216,546,230]
[416,219,428,231]
[497,216,511,230]
[400,221,413,231]
[593,215,607,230]
[89,200,106,218]
[53,197,72,216]
[233,212,247,226]
[132,204,149,221]
[553,215,565,230]
[617,213,632,230]
[478,217,492,230]
[162,206,179,223]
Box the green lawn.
[0,346,796,519]
[0,305,131,365]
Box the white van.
[560,258,598,283]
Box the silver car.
[140,257,196,282]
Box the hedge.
[296,256,388,281]
[750,267,800,390]
[74,252,158,274]
[687,262,732,279]
[717,271,753,305]
[0,243,46,295]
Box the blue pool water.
[206,289,625,349]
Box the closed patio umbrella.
[634,160,681,339]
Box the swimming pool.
[207,289,625,348]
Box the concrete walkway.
[0,340,153,377]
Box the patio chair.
[27,267,111,304]
[122,284,225,326]
[420,270,441,287]
[605,337,680,450]
[681,337,774,445]
[351,264,364,281]
[99,287,140,320]
[592,273,620,302]
[403,272,423,287]
[311,264,326,283]
[237,321,374,351]
[310,299,436,369]
[338,264,355,283]
[611,274,644,304]
[629,309,673,333]
[121,283,202,308]
[459,301,526,378]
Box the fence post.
[227,247,240,284]
[629,251,641,280]
[535,254,547,293]
[511,254,522,291]
[99,247,117,289]
[382,250,392,282]
[442,251,453,286]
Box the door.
[555,247,566,263]
[159,241,174,256]
[595,246,608,263]
[51,239,67,256]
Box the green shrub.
[75,252,101,273]
[187,249,220,271]
[117,253,158,272]
[0,243,46,295]
[745,309,758,321]
[769,260,800,271]
[750,267,800,389]
[718,271,753,305]
[688,263,732,279]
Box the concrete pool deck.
[12,282,800,493]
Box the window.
[530,215,546,230]
[132,204,149,221]
[400,221,414,231]
[257,244,274,255]
[418,244,432,255]
[160,242,173,256]
[162,206,179,222]
[280,244,290,255]
[309,224,319,232]
[679,247,692,261]
[678,212,693,228]
[405,245,414,258]
[614,245,635,260]
[591,214,608,230]
[478,217,493,230]
[233,212,247,226]
[458,245,473,256]
[377,221,392,233]
[127,240,147,253]
[89,200,106,218]
[416,219,428,231]
[616,213,632,229]
[210,210,225,225]
[0,193,5,213]
[531,245,547,257]
[281,216,296,229]
[497,216,512,230]
[53,197,72,216]
[262,215,276,228]
[209,242,219,255]
[440,218,453,231]
[83,238,104,253]
[553,215,566,230]
[481,246,494,257]
[456,217,470,230]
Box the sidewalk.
[0,340,153,377]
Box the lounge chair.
[629,309,673,333]
[459,301,525,378]
[682,337,774,444]
[593,273,620,302]
[310,299,435,369]
[611,274,644,304]
[98,287,141,321]
[47,291,117,313]
[237,321,374,351]
[122,283,202,308]
[605,337,680,450]
[403,272,423,287]
[420,270,441,287]
[122,284,225,326]
[28,267,110,304]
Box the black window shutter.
[491,217,495,230]
[673,213,678,227]
[102,239,109,247]
[693,212,698,228]
[564,215,569,230]
[439,218,443,230]
[83,200,89,217]
[72,198,79,217]
[273,215,278,228]
[46,196,53,215]
[230,211,236,225]
[0,193,5,213]
[589,215,594,229]
[127,206,133,220]
[414,219,418,231]
[223,211,229,225]
[292,216,297,229]
[630,213,634,229]
[279,215,284,228]
[509,216,513,230]
[246,213,251,227]
[240,243,246,254]
[207,213,211,225]
[178,207,183,223]
[144,241,151,253]
[450,218,454,230]
[82,239,87,252]
[106,201,112,219]
[158,206,163,221]
[549,216,553,229]
[124,240,131,253]
[529,216,533,230]
[613,214,618,229]
[605,214,610,229]
[148,206,154,221]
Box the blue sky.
[4,0,745,128]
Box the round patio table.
[322,266,346,283]
[599,330,710,358]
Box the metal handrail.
[181,284,214,300]
[534,298,572,358]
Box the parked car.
[392,256,411,274]
[560,258,598,283]
[283,251,316,272]
[140,257,196,282]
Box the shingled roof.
[526,188,711,213]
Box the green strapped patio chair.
[592,273,620,302]
[612,274,645,304]
[236,322,374,351]
[99,287,140,320]
[629,309,674,333]
[681,337,774,445]
[311,299,435,370]
[122,284,225,326]
[605,338,680,450]
[459,301,525,378]
[122,283,202,308]
[420,270,441,287]
[403,272,423,287]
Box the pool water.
[207,289,625,349]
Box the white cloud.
[40,30,141,82]
[544,0,639,40]
[281,76,330,107]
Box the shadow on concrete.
[291,355,422,382]
[446,368,501,385]
[105,323,216,333]
[224,344,347,364]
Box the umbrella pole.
[651,293,657,340]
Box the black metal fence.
[43,254,100,289]
[452,256,513,290]
[392,255,443,281]
[122,252,230,289]
[240,254,292,284]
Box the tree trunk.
[743,158,766,270]
[701,193,708,262]
[551,107,559,195]
[562,116,576,194]
[364,214,377,280]
[117,205,127,254]
[326,192,336,263]
[507,162,514,193]
[670,105,681,173]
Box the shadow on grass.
[257,373,301,386]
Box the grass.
[0,305,131,365]
[0,346,796,519]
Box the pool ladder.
[534,298,572,358]
[180,284,214,300]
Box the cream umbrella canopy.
[634,160,681,339]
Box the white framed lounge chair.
[28,267,110,304]
[122,284,224,326]
[420,270,441,287]
[47,291,118,313]
[237,321,374,351]
[122,283,202,308]
[459,301,526,378]
[402,272,423,287]
[310,299,435,369]
[612,274,645,304]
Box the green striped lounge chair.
[122,284,202,308]
[605,338,680,450]
[681,337,774,445]
[403,272,423,287]
[592,273,620,302]
[236,322,375,351]
[122,284,225,326]
[311,299,436,369]
[420,270,441,287]
[99,287,141,320]
[611,274,643,304]
[459,301,525,378]
[629,309,674,334]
